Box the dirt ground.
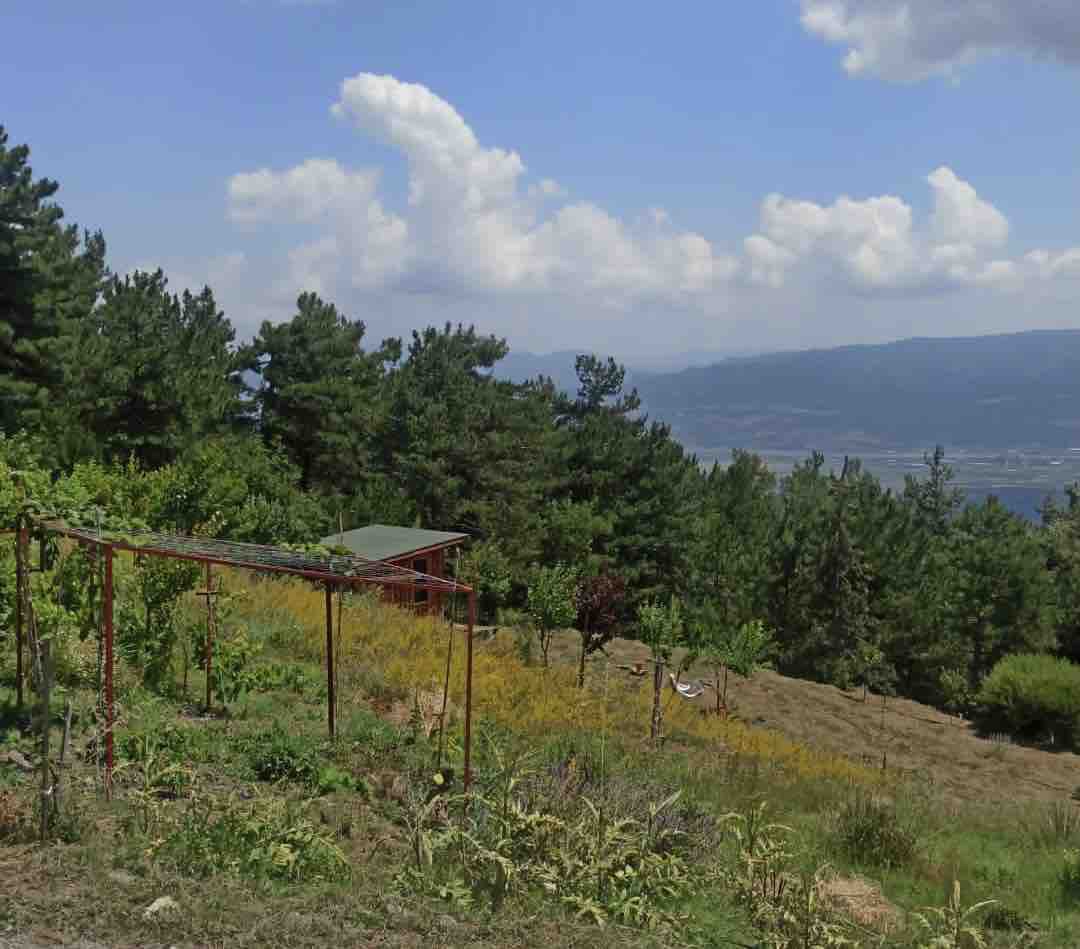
[547,632,1080,805]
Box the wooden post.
[14,523,25,709]
[39,636,52,842]
[464,590,476,792]
[204,563,214,711]
[325,583,336,739]
[103,545,115,798]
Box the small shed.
[321,524,468,613]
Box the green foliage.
[527,563,579,667]
[459,540,513,623]
[241,722,322,785]
[693,615,773,710]
[396,750,693,931]
[912,880,995,949]
[249,291,394,493]
[345,707,404,761]
[160,795,350,882]
[976,654,1080,749]
[150,436,324,543]
[69,270,247,467]
[0,127,107,436]
[116,556,201,691]
[830,791,920,869]
[209,631,259,706]
[637,597,683,665]
[720,801,854,949]
[638,597,684,742]
[1061,850,1080,903]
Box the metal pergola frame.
[5,518,477,794]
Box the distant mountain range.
[496,331,1080,455]
[494,346,769,399]
[629,330,1080,455]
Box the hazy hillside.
[635,330,1080,453]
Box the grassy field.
[2,572,1079,947]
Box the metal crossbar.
[39,520,472,593]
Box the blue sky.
[4,0,1080,359]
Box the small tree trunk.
[650,659,664,744]
[577,638,587,688]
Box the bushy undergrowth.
[238,721,322,785]
[159,796,350,883]
[830,791,921,870]
[976,653,1080,749]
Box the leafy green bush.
[345,708,403,759]
[830,792,920,869]
[160,797,350,882]
[976,654,1080,749]
[240,722,321,785]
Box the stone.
[3,750,34,773]
[142,896,180,920]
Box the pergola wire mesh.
[41,520,472,593]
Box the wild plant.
[159,793,350,883]
[1060,849,1080,903]
[118,732,196,834]
[912,880,995,949]
[722,801,856,949]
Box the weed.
[239,721,321,785]
[1061,850,1080,903]
[159,794,350,883]
[829,791,920,870]
[1024,800,1080,850]
[912,880,995,949]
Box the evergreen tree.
[0,126,107,433]
[71,271,244,467]
[251,292,397,493]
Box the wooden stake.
[196,563,218,711]
[39,637,51,842]
[103,545,114,799]
[325,583,336,739]
[14,523,25,709]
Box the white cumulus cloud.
[744,166,1076,294]
[801,0,1080,81]
[228,72,737,309]
[213,72,1080,353]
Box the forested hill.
[634,330,1080,453]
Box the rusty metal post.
[14,523,26,708]
[325,583,336,739]
[464,590,476,792]
[103,544,115,798]
[204,562,214,711]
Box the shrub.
[1062,849,1080,903]
[160,796,350,882]
[976,654,1080,749]
[240,722,321,785]
[831,792,920,869]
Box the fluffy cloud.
[215,72,1080,353]
[743,166,1070,293]
[228,73,737,309]
[801,0,1080,81]
[228,158,409,290]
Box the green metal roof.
[320,524,469,562]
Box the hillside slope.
[551,633,1080,805]
[635,330,1080,453]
